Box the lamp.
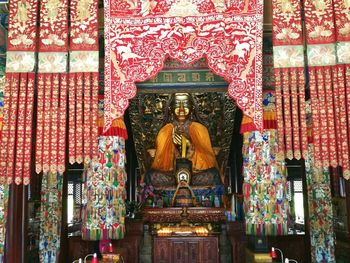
[84,253,98,263]
[271,247,284,262]
[108,242,113,253]
[285,258,298,263]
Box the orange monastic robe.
[151,122,217,172]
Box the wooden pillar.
[345,180,350,242]
[5,184,28,263]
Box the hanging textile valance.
[242,91,289,235]
[302,0,350,179]
[104,0,264,133]
[69,0,99,165]
[0,0,39,185]
[271,0,308,161]
[35,0,68,174]
[82,97,127,240]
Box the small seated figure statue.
[145,93,222,193]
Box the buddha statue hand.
[172,128,192,158]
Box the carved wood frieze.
[143,207,226,223]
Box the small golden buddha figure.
[145,93,222,189]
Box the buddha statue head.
[171,93,192,123]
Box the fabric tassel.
[91,73,99,160]
[336,65,350,177]
[309,68,322,168]
[35,75,45,173]
[345,66,350,179]
[83,73,92,163]
[75,73,84,163]
[50,73,59,173]
[0,75,12,184]
[290,69,301,159]
[315,67,330,167]
[6,73,19,184]
[296,68,308,159]
[274,69,285,160]
[58,74,67,173]
[42,74,53,173]
[281,69,293,159]
[14,74,27,185]
[68,73,76,164]
[22,73,35,184]
[323,67,337,167]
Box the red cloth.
[104,0,264,133]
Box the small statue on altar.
[144,93,223,204]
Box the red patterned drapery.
[69,0,99,165]
[35,0,69,174]
[333,0,350,179]
[271,0,308,161]
[272,0,350,179]
[302,0,350,179]
[104,0,264,133]
[0,0,39,185]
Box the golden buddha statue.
[145,93,222,189]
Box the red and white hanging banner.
[58,73,68,173]
[69,0,99,164]
[68,73,77,164]
[6,0,39,72]
[14,74,28,184]
[333,0,350,179]
[22,73,35,184]
[303,0,350,175]
[0,0,39,185]
[271,0,308,160]
[36,0,69,174]
[0,73,35,185]
[104,0,264,132]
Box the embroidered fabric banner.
[242,91,289,235]
[81,136,127,240]
[271,0,308,161]
[69,0,99,164]
[0,73,35,185]
[302,0,350,179]
[333,0,350,179]
[39,172,63,263]
[82,97,127,240]
[305,146,335,262]
[68,72,99,164]
[35,73,68,174]
[6,0,38,72]
[104,0,264,132]
[303,100,336,262]
[0,75,4,141]
[0,0,39,185]
[35,0,68,174]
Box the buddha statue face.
[172,93,192,122]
